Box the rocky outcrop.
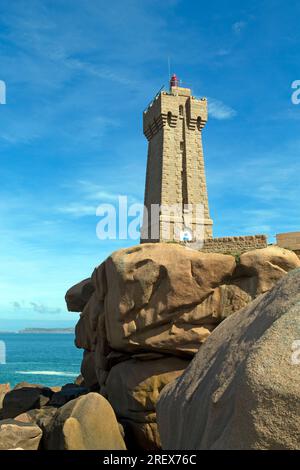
[65,278,94,312]
[0,419,42,450]
[1,244,299,451]
[15,406,58,445]
[73,244,299,358]
[2,383,54,419]
[75,293,104,352]
[0,385,124,450]
[101,244,236,354]
[48,383,88,407]
[156,268,300,450]
[45,393,126,450]
[0,383,10,417]
[80,350,99,389]
[105,355,189,449]
[67,242,300,449]
[236,246,300,296]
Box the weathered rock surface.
[15,407,59,449]
[106,356,188,423]
[80,350,99,389]
[75,243,299,358]
[0,419,42,450]
[16,406,57,428]
[75,294,104,352]
[121,420,160,450]
[45,392,126,450]
[0,383,10,415]
[74,374,84,386]
[65,243,300,450]
[48,383,88,407]
[105,356,188,449]
[2,383,54,419]
[99,243,237,355]
[157,268,300,450]
[65,278,94,312]
[235,246,300,297]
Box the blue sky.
[0,0,299,330]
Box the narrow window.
[179,105,183,116]
[180,141,184,151]
[167,111,172,126]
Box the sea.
[0,333,83,388]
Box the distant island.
[18,328,74,334]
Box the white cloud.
[56,179,142,221]
[76,180,121,201]
[208,98,237,120]
[66,58,137,87]
[232,21,246,34]
[77,180,140,203]
[12,300,61,314]
[215,48,231,57]
[29,302,62,314]
[57,203,97,217]
[57,181,141,218]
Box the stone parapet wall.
[201,235,268,254]
[276,232,300,250]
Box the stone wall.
[276,232,300,250]
[201,235,268,254]
[276,232,300,259]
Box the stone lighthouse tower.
[141,74,213,243]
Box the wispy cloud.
[66,58,137,87]
[232,21,246,34]
[208,98,237,120]
[12,301,21,309]
[30,302,62,314]
[12,300,62,314]
[57,179,141,218]
[56,181,119,218]
[57,203,97,217]
[76,180,121,201]
[215,48,231,57]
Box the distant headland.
[18,328,74,334]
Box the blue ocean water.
[0,333,83,387]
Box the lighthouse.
[141,75,213,243]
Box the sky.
[0,0,299,330]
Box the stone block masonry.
[276,232,300,250]
[200,235,268,254]
[276,231,300,259]
[140,76,295,255]
[141,78,213,243]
